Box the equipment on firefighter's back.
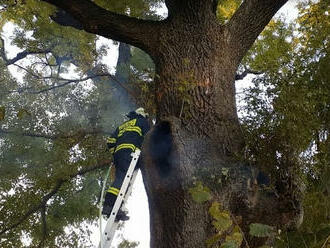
[135,107,148,117]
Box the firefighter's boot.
[102,190,129,221]
[102,192,116,217]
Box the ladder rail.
[99,149,141,248]
[99,163,112,245]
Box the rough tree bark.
[41,0,303,247]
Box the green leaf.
[209,202,222,218]
[209,202,233,232]
[220,240,239,248]
[189,182,212,203]
[225,226,243,247]
[249,223,275,237]
[0,106,5,121]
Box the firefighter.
[102,108,150,220]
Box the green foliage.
[240,0,330,247]
[241,0,330,176]
[95,0,162,19]
[224,226,243,247]
[189,181,212,203]
[0,0,99,72]
[117,238,140,248]
[249,223,275,238]
[207,202,243,248]
[0,0,162,246]
[209,202,232,233]
[220,240,239,248]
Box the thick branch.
[235,68,263,81]
[227,0,288,63]
[51,9,83,30]
[0,37,6,62]
[41,0,161,55]
[37,206,47,248]
[0,128,108,140]
[6,50,52,65]
[0,179,63,236]
[0,37,52,65]
[0,160,110,236]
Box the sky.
[1,1,300,247]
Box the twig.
[321,234,330,248]
[12,63,43,79]
[25,73,110,93]
[229,213,251,248]
[299,231,308,248]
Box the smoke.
[149,121,173,177]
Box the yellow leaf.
[17,109,31,119]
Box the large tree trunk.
[40,0,302,247]
[140,4,302,248]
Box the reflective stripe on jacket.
[106,113,150,154]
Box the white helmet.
[135,107,148,117]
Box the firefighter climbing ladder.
[99,149,141,248]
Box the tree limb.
[227,0,288,63]
[235,68,263,81]
[50,8,84,30]
[0,128,109,140]
[6,50,52,65]
[9,61,138,100]
[0,37,7,62]
[0,159,110,236]
[1,36,53,65]
[40,0,161,55]
[0,179,63,237]
[28,72,138,99]
[37,206,48,248]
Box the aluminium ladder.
[99,149,141,248]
